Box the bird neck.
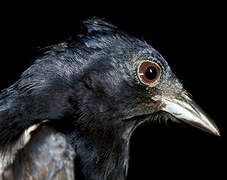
[67,122,137,180]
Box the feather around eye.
[136,60,161,87]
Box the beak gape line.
[153,93,220,136]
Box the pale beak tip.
[203,119,221,136]
[213,128,221,136]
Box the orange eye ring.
[137,60,161,86]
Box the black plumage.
[0,18,219,180]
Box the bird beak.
[153,92,220,136]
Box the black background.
[0,1,226,179]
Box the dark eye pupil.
[145,66,157,80]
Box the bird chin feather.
[127,110,180,129]
[147,111,181,126]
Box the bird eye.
[137,60,161,86]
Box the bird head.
[68,18,220,137]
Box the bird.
[0,17,220,180]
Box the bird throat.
[66,122,137,180]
